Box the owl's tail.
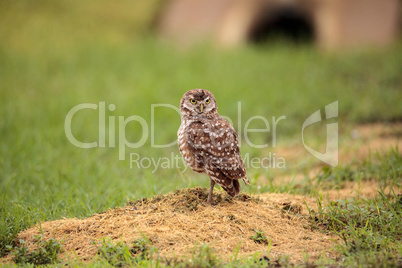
[220,178,241,197]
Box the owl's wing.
[186,118,247,181]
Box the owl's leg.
[207,178,215,204]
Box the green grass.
[306,192,401,267]
[0,0,401,266]
[94,237,156,267]
[251,230,269,245]
[11,235,62,265]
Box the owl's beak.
[200,104,203,113]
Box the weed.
[189,244,220,268]
[12,235,62,265]
[251,229,269,245]
[95,237,154,266]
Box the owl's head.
[180,89,218,117]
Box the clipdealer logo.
[64,101,338,170]
[302,101,338,167]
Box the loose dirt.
[3,188,338,264]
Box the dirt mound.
[6,188,339,264]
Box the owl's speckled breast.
[178,120,205,173]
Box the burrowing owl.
[178,89,250,204]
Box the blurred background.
[0,0,401,230]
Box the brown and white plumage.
[178,89,250,204]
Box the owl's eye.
[190,99,197,104]
[205,99,210,104]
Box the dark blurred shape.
[248,2,313,43]
[156,0,400,49]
